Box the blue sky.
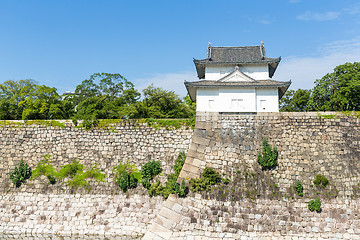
[1,0,360,96]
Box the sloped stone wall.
[144,112,360,239]
[0,120,193,194]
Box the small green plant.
[314,174,329,188]
[9,160,32,187]
[308,198,321,212]
[141,160,162,189]
[222,177,230,185]
[257,138,278,170]
[295,180,304,197]
[113,161,142,192]
[31,155,58,185]
[174,151,186,175]
[65,164,106,191]
[57,159,84,179]
[189,167,221,192]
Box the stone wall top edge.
[196,111,358,119]
[0,119,195,130]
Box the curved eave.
[184,80,291,102]
[193,57,281,79]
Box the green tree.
[131,85,194,119]
[308,62,360,111]
[72,73,140,121]
[280,89,311,112]
[20,85,63,120]
[0,79,64,120]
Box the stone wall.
[144,112,360,239]
[2,113,360,239]
[0,192,163,239]
[0,120,193,194]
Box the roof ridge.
[210,45,261,48]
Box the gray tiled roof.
[184,79,291,88]
[184,79,291,102]
[194,44,281,79]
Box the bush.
[295,180,304,197]
[190,167,221,192]
[141,160,162,179]
[57,159,84,179]
[147,151,188,198]
[308,198,321,212]
[9,160,32,187]
[174,151,186,175]
[31,155,57,185]
[141,160,162,189]
[257,138,278,170]
[113,161,142,192]
[64,163,106,191]
[314,174,329,188]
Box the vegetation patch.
[257,138,278,170]
[313,174,329,188]
[189,167,222,192]
[0,120,66,128]
[141,160,162,189]
[294,180,304,197]
[145,118,194,130]
[113,161,142,192]
[31,154,58,184]
[308,198,321,212]
[10,160,32,187]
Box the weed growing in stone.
[295,180,304,197]
[257,138,278,170]
[308,198,321,212]
[314,174,329,188]
[113,161,142,192]
[141,160,162,189]
[31,154,58,184]
[9,160,32,187]
[189,167,221,192]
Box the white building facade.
[185,43,291,113]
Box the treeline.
[280,62,360,112]
[0,73,195,121]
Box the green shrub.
[148,181,165,197]
[141,160,162,189]
[222,177,230,185]
[141,160,162,179]
[57,159,84,179]
[257,138,278,170]
[64,163,106,191]
[31,155,57,184]
[308,198,321,212]
[9,160,32,187]
[147,152,188,198]
[314,174,329,188]
[190,167,221,192]
[113,161,142,192]
[174,151,186,175]
[295,180,304,197]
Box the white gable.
[217,66,256,82]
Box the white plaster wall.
[196,87,279,112]
[205,65,269,80]
[196,88,220,112]
[196,88,256,112]
[256,88,279,112]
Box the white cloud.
[133,71,197,98]
[274,37,360,90]
[297,11,341,21]
[258,19,271,25]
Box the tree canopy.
[0,73,196,121]
[280,62,360,112]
